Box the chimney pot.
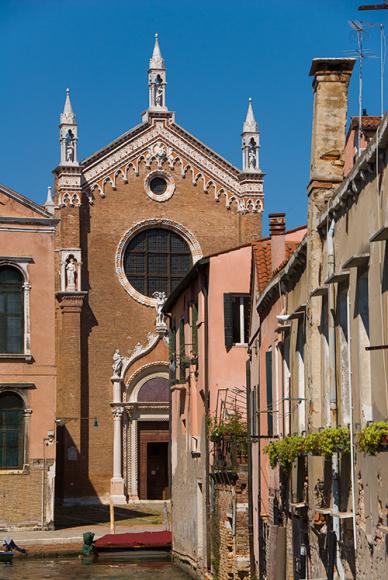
[269,213,286,236]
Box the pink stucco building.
[0,183,57,529]
[163,244,252,576]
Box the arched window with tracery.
[0,266,24,354]
[0,392,25,469]
[124,228,192,298]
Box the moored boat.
[0,551,14,563]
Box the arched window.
[137,377,169,402]
[0,266,24,353]
[124,228,192,298]
[0,392,24,469]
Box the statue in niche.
[248,145,256,169]
[153,291,167,329]
[155,83,163,107]
[65,130,75,162]
[65,256,77,291]
[112,349,123,377]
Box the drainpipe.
[203,274,211,573]
[246,357,255,578]
[327,218,345,580]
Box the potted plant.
[357,421,388,455]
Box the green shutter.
[224,294,233,350]
[191,303,198,357]
[169,327,177,384]
[179,319,185,382]
[265,350,273,437]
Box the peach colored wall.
[0,219,56,460]
[208,246,252,415]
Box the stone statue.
[153,291,167,329]
[112,349,123,377]
[65,130,75,162]
[248,146,256,169]
[155,84,163,107]
[65,257,77,290]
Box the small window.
[149,177,167,195]
[0,266,24,354]
[0,392,25,469]
[224,294,250,349]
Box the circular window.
[149,177,167,195]
[124,228,192,298]
[144,171,175,202]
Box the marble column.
[110,375,126,503]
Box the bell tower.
[148,33,167,111]
[241,97,260,172]
[60,89,78,166]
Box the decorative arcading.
[82,122,264,213]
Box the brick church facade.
[53,35,264,504]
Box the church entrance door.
[147,442,168,499]
[138,421,169,500]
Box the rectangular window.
[224,294,250,349]
[265,350,273,437]
[356,270,371,425]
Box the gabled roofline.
[80,115,242,177]
[0,183,53,219]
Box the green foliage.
[357,421,388,455]
[264,427,350,471]
[207,412,247,443]
[264,436,304,470]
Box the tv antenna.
[349,20,367,156]
[358,2,388,10]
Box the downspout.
[203,274,211,573]
[346,286,358,553]
[327,218,345,580]
[246,357,255,578]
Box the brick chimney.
[309,58,355,190]
[269,213,286,272]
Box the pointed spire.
[44,186,55,214]
[61,88,76,124]
[243,97,258,133]
[149,33,165,70]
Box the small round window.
[149,177,167,195]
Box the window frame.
[224,293,250,349]
[0,260,31,360]
[0,391,26,470]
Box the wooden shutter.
[191,302,198,357]
[265,350,273,437]
[169,327,177,384]
[224,293,233,350]
[179,319,185,382]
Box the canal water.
[0,556,189,579]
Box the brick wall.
[211,469,250,579]
[0,461,54,530]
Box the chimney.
[309,58,355,188]
[269,213,286,271]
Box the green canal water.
[0,556,189,579]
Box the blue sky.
[1,0,386,232]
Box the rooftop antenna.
[358,2,388,10]
[349,20,366,156]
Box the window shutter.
[169,327,176,384]
[179,319,186,382]
[265,350,273,437]
[224,294,233,350]
[191,303,198,357]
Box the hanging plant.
[264,427,350,470]
[264,436,305,470]
[357,421,388,455]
